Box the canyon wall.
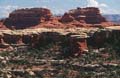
[0,7,116,56]
[0,28,112,56]
[0,28,93,56]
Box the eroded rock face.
[4,8,52,29]
[69,35,88,56]
[0,21,8,29]
[2,7,113,29]
[0,28,91,56]
[0,27,117,56]
[60,13,75,23]
[87,31,109,48]
[0,7,115,56]
[60,7,107,24]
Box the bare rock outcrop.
[60,13,75,23]
[0,7,116,56]
[0,28,94,56]
[4,8,52,29]
[0,21,8,29]
[2,7,113,29]
[60,7,107,24]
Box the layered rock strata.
[60,7,107,24]
[0,28,99,55]
[4,8,52,29]
[2,7,113,29]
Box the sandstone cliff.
[60,7,107,24]
[4,8,52,29]
[2,7,113,29]
[0,7,115,55]
[59,7,113,27]
[0,28,98,55]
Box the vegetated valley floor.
[0,41,120,78]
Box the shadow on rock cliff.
[3,18,40,29]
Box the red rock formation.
[0,7,114,54]
[60,7,107,24]
[68,34,88,56]
[4,8,52,29]
[0,21,8,29]
[60,13,75,23]
[1,7,113,29]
